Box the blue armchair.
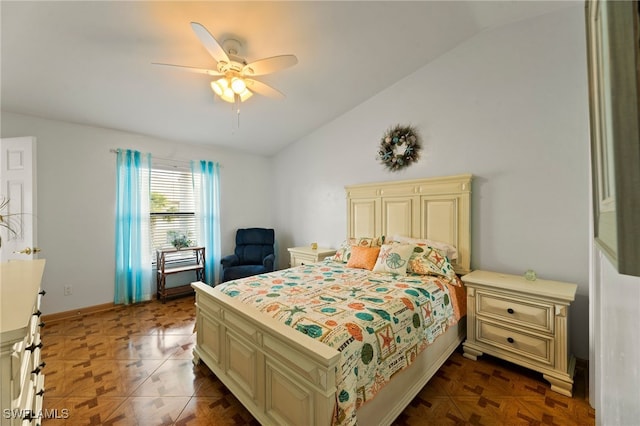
[220,228,275,282]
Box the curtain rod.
[109,149,221,167]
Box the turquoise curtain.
[114,149,152,304]
[192,160,221,285]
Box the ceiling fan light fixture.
[238,89,253,102]
[230,77,247,94]
[156,23,297,109]
[211,76,252,103]
[222,86,235,100]
[210,79,225,96]
[211,78,235,101]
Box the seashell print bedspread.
[216,259,463,426]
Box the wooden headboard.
[345,174,472,275]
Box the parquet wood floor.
[41,295,594,425]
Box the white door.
[0,137,38,261]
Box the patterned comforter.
[216,259,463,425]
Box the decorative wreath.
[377,125,422,171]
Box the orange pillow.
[346,245,381,270]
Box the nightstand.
[461,270,577,396]
[287,246,336,267]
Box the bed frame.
[192,174,472,425]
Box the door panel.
[348,198,379,238]
[0,137,37,261]
[420,196,457,246]
[382,196,418,238]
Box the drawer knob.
[39,321,46,328]
[507,337,515,344]
[36,388,45,397]
[31,361,46,375]
[39,289,47,296]
[25,342,43,352]
[33,310,42,317]
[507,308,515,314]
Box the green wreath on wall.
[377,125,421,171]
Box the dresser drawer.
[476,320,553,366]
[32,374,45,425]
[27,313,40,345]
[34,373,45,408]
[31,347,44,377]
[476,291,553,333]
[11,336,43,406]
[11,338,28,400]
[1,260,47,426]
[35,292,43,313]
[17,377,34,413]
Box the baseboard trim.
[42,302,118,323]
[41,296,164,323]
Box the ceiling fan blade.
[190,22,230,66]
[152,63,224,76]
[245,79,285,99]
[242,55,298,76]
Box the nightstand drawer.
[476,291,553,333]
[462,270,576,396]
[290,253,315,267]
[288,247,336,268]
[477,320,552,366]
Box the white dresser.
[287,246,336,267]
[1,259,46,426]
[462,269,577,397]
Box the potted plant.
[167,230,192,250]
[0,197,20,248]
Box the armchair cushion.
[221,228,276,283]
[263,253,275,271]
[222,264,270,282]
[220,254,240,268]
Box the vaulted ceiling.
[1,1,571,155]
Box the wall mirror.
[585,0,640,277]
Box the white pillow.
[372,243,415,275]
[390,235,458,260]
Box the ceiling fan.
[155,22,298,104]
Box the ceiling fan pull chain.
[228,94,240,131]
[235,93,241,129]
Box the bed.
[192,174,472,425]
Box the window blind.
[150,166,196,262]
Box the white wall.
[6,10,635,420]
[0,111,273,314]
[272,6,591,359]
[592,249,640,424]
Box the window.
[150,166,196,263]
